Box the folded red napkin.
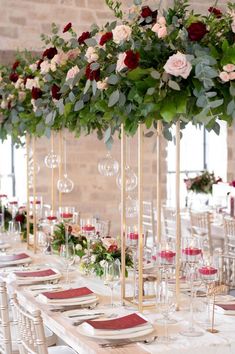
[14,269,56,278]
[0,253,30,262]
[216,304,235,311]
[42,287,93,299]
[86,313,147,330]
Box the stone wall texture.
[0,0,233,234]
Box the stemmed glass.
[8,199,18,219]
[80,218,96,262]
[60,243,75,285]
[8,221,21,241]
[198,261,219,328]
[180,237,203,337]
[127,226,139,300]
[103,259,121,307]
[157,280,176,343]
[37,231,48,254]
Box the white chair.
[220,216,235,288]
[162,206,176,241]
[190,210,213,256]
[10,293,77,354]
[0,281,14,354]
[143,201,155,246]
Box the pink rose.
[229,72,235,81]
[158,16,166,26]
[219,71,230,82]
[152,23,160,33]
[102,237,118,250]
[112,25,132,44]
[223,64,235,72]
[163,52,192,79]
[157,26,167,38]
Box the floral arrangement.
[52,222,87,257]
[184,170,221,194]
[80,237,133,277]
[0,203,31,240]
[0,0,235,146]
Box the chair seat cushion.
[48,345,78,354]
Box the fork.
[99,335,158,348]
[50,302,99,313]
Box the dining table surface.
[1,241,235,354]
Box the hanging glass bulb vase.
[57,136,74,194]
[98,151,119,177]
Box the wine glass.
[116,165,137,192]
[60,243,75,285]
[103,259,121,307]
[156,280,176,343]
[98,152,119,177]
[37,231,48,254]
[8,221,21,241]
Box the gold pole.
[156,120,162,244]
[175,120,181,310]
[58,130,62,209]
[26,134,30,249]
[138,124,144,312]
[51,132,55,212]
[32,137,37,254]
[121,124,126,304]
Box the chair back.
[190,210,212,255]
[0,281,12,354]
[223,216,235,256]
[162,206,176,241]
[96,219,111,237]
[142,201,155,246]
[10,293,48,354]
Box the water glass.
[8,221,21,241]
[103,259,121,307]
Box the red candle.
[182,247,202,256]
[47,216,57,221]
[159,250,176,258]
[82,225,95,231]
[199,266,218,275]
[9,201,18,205]
[30,200,41,204]
[129,232,138,240]
[0,194,7,198]
[60,213,73,219]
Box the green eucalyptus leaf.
[227,100,235,115]
[74,100,84,112]
[107,74,119,85]
[146,87,155,95]
[108,89,120,107]
[84,38,97,47]
[84,80,91,94]
[209,99,223,108]
[168,80,180,91]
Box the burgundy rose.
[12,60,20,70]
[99,32,113,46]
[7,102,11,110]
[140,6,157,25]
[187,22,207,41]
[37,59,43,70]
[85,63,100,81]
[9,72,19,83]
[15,214,25,223]
[31,87,43,100]
[78,31,90,45]
[230,180,235,188]
[63,22,72,33]
[107,244,118,253]
[124,50,140,70]
[42,47,58,60]
[208,7,222,18]
[51,84,61,100]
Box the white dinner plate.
[0,243,10,250]
[0,256,32,267]
[37,294,99,307]
[13,268,61,285]
[76,323,154,340]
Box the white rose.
[163,52,192,79]
[51,52,68,68]
[0,100,7,109]
[219,71,230,82]
[97,77,108,91]
[31,99,37,112]
[116,52,127,73]
[7,94,14,102]
[91,255,97,263]
[14,78,24,89]
[112,25,132,44]
[29,63,37,72]
[40,60,51,75]
[66,65,80,81]
[85,47,99,63]
[18,91,26,102]
[223,64,235,73]
[100,260,107,267]
[75,244,82,251]
[25,77,40,90]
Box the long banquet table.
[2,244,235,354]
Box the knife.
[68,312,105,318]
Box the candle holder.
[180,237,203,337]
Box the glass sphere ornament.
[116,165,137,192]
[28,159,40,175]
[57,173,74,193]
[44,151,60,169]
[119,195,138,218]
[98,152,119,177]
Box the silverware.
[50,302,99,313]
[68,312,105,318]
[100,335,158,348]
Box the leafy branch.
[105,0,123,19]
